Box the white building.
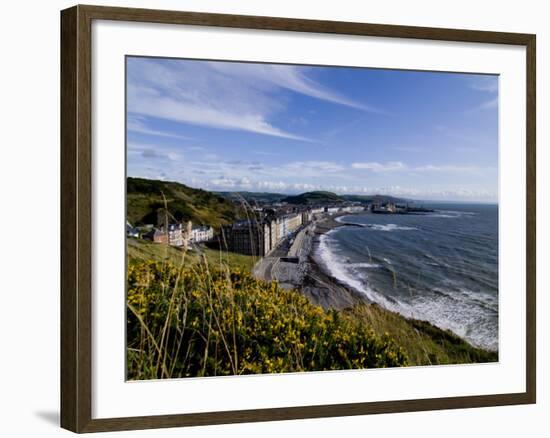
[277,217,286,240]
[191,225,214,243]
[277,213,302,239]
[341,205,364,213]
[168,224,185,247]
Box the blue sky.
[126,56,498,202]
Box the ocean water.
[316,204,498,351]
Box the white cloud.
[208,62,381,112]
[469,76,499,93]
[256,181,289,191]
[482,98,498,109]
[210,177,254,189]
[128,144,495,201]
[434,125,495,150]
[182,159,348,186]
[128,83,311,142]
[464,76,498,113]
[127,58,383,142]
[351,161,406,172]
[391,146,424,153]
[203,153,220,161]
[127,142,182,162]
[468,97,498,113]
[282,161,345,174]
[127,116,194,140]
[252,150,279,157]
[413,164,488,173]
[201,177,495,201]
[359,185,495,200]
[351,161,490,174]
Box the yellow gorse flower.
[126,260,408,380]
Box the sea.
[316,203,498,351]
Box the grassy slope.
[127,237,256,272]
[127,177,240,229]
[127,261,408,379]
[341,194,407,204]
[282,191,344,205]
[215,191,287,204]
[348,304,497,366]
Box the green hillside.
[127,260,408,379]
[127,237,256,272]
[215,191,286,204]
[127,177,241,229]
[341,194,407,204]
[282,191,344,205]
[215,190,410,206]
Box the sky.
[126,56,499,202]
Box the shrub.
[127,260,408,380]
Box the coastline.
[253,211,498,364]
[303,213,369,309]
[253,212,368,309]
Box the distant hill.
[127,178,416,228]
[217,190,410,206]
[341,194,407,204]
[282,191,344,205]
[127,177,241,228]
[215,191,287,204]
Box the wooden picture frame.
[60,4,536,433]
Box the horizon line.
[126,176,498,204]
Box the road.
[252,213,368,309]
[252,222,314,287]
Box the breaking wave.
[365,224,418,232]
[315,207,499,352]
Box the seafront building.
[222,220,272,256]
[133,201,368,255]
[222,210,306,256]
[341,205,365,213]
[324,206,341,214]
[372,202,397,214]
[278,213,302,239]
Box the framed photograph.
[60,4,536,433]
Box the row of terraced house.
[221,208,325,257]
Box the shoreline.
[253,212,369,310]
[253,211,498,358]
[302,213,370,309]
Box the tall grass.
[126,258,408,380]
[347,304,498,366]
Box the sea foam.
[366,223,418,232]
[317,232,404,311]
[315,229,498,351]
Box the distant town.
[127,194,433,257]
